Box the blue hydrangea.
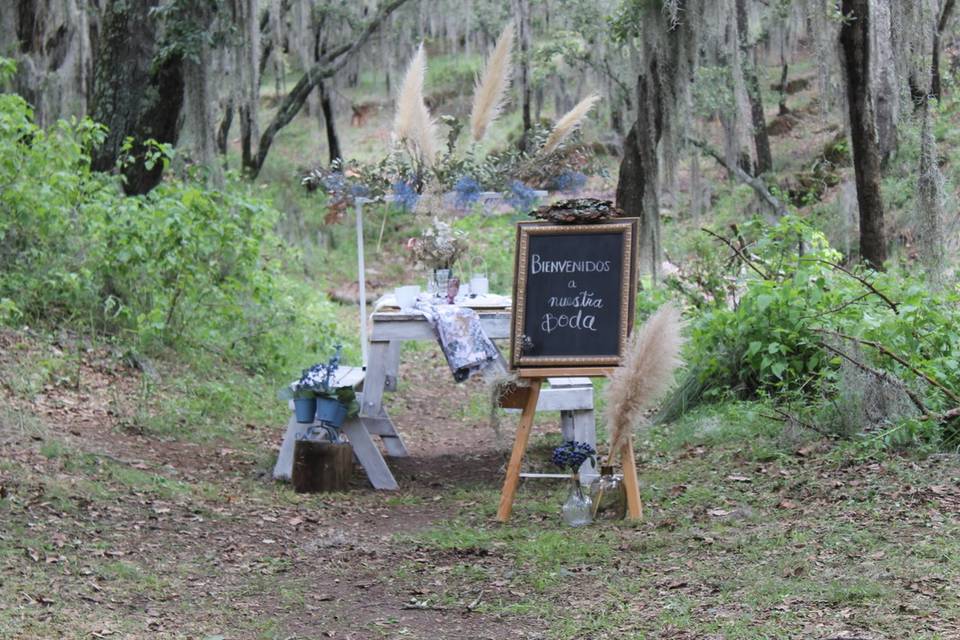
[507,180,538,213]
[551,171,587,194]
[392,180,420,211]
[453,175,482,210]
[552,441,596,471]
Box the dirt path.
[0,331,555,638]
[4,329,960,640]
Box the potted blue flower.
[280,346,360,427]
[552,441,597,527]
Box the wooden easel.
[495,368,643,523]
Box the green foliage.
[0,69,343,374]
[666,216,960,449]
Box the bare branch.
[800,258,900,314]
[247,0,412,177]
[701,227,771,280]
[688,137,790,218]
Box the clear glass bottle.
[562,474,593,527]
[588,466,627,521]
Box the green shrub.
[662,216,960,448]
[0,59,343,374]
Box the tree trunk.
[735,0,772,175]
[318,80,342,162]
[616,64,663,283]
[932,0,957,101]
[242,0,410,178]
[840,0,886,268]
[89,0,184,195]
[217,97,234,156]
[778,62,789,115]
[512,0,532,151]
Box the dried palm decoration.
[540,94,601,156]
[606,304,686,462]
[469,23,514,143]
[393,43,439,166]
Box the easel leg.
[620,438,643,520]
[496,379,542,523]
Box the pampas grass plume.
[540,94,601,156]
[606,304,686,460]
[469,23,514,142]
[393,43,439,165]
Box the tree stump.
[292,441,353,493]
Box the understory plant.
[0,58,343,376]
[659,216,960,450]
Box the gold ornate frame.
[509,218,639,370]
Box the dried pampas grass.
[469,23,514,143]
[393,43,439,166]
[606,304,686,461]
[540,94,601,156]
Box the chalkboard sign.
[510,219,639,370]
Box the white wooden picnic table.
[274,299,598,489]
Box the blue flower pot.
[293,397,317,423]
[315,397,348,428]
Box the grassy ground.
[2,328,959,639]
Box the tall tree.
[735,0,773,175]
[512,0,533,151]
[839,0,886,268]
[613,0,710,282]
[89,0,184,195]
[932,0,957,101]
[241,0,411,178]
[0,0,95,127]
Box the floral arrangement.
[552,441,597,473]
[406,217,467,270]
[278,345,360,417]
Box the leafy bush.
[661,216,960,449]
[0,60,343,374]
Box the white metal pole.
[355,199,369,369]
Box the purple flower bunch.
[551,171,587,194]
[295,344,343,393]
[392,180,420,211]
[551,441,596,471]
[507,180,538,213]
[453,176,482,210]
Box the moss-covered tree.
[89,0,185,195]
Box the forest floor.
[2,326,960,640]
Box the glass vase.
[432,268,452,297]
[562,475,593,527]
[588,466,627,521]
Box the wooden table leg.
[343,417,398,490]
[620,437,643,520]
[383,340,401,392]
[496,378,543,523]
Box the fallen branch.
[817,329,960,405]
[688,137,790,218]
[818,341,930,416]
[762,407,834,437]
